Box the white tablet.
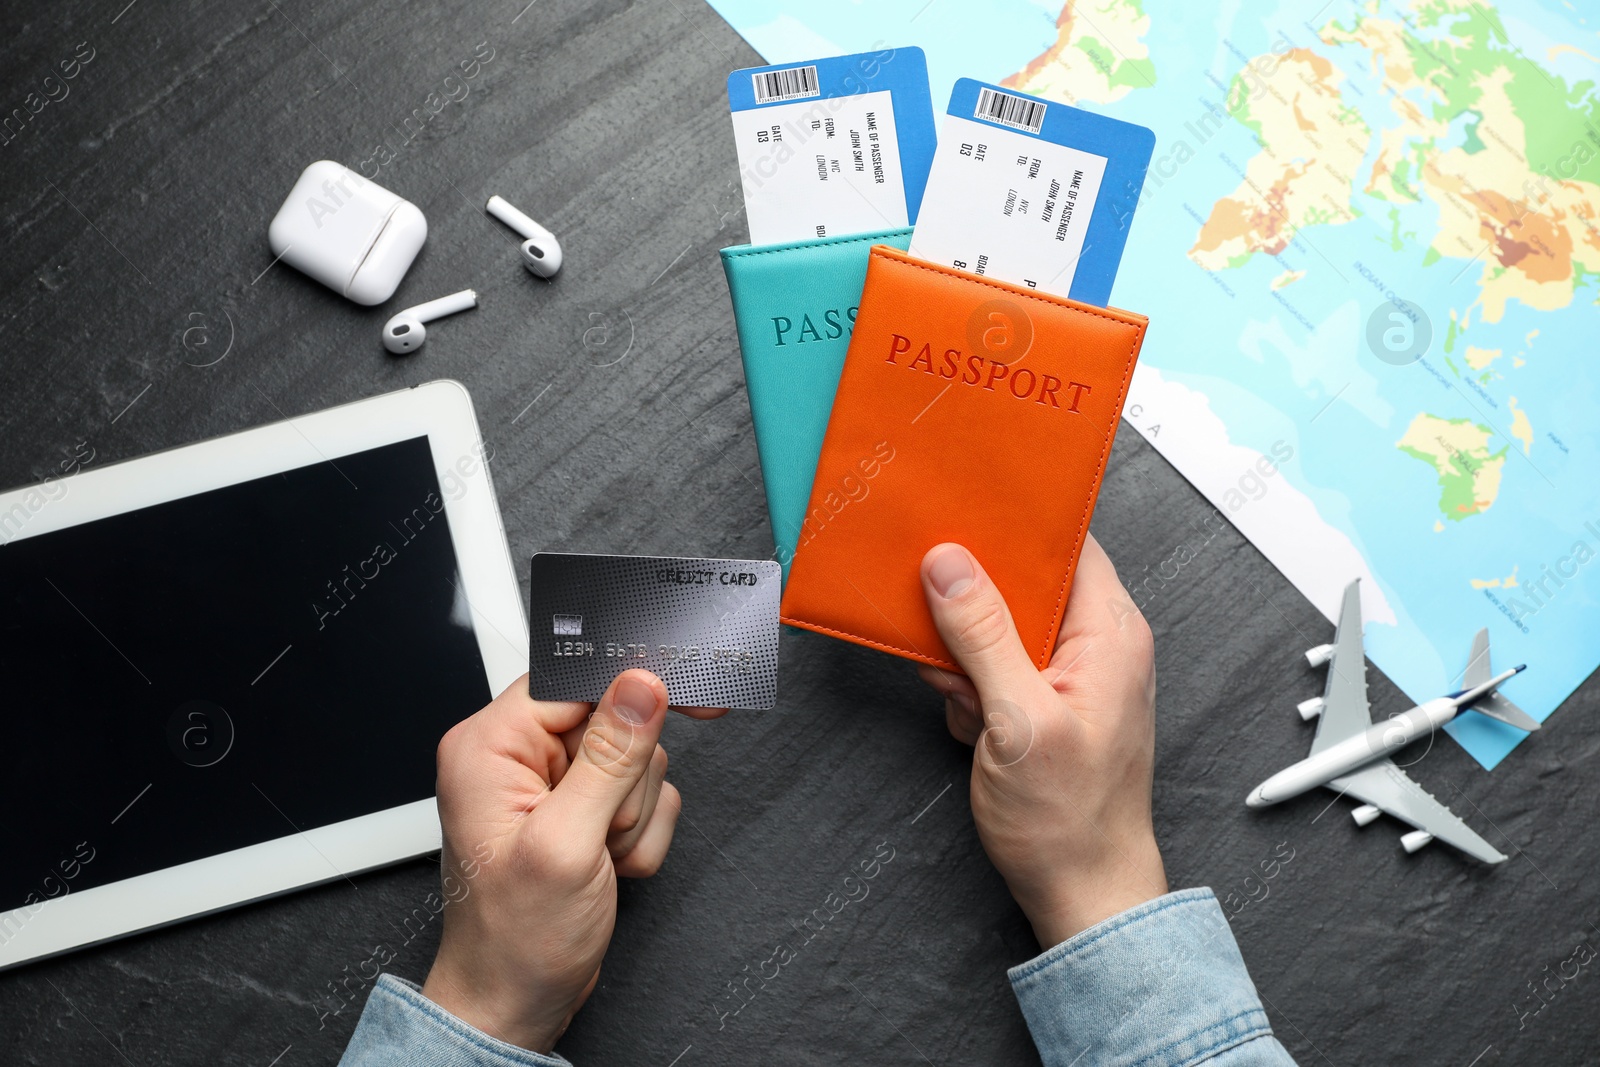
[0,380,528,970]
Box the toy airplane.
[1246,578,1539,863]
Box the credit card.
[909,78,1154,306]
[527,553,780,710]
[728,47,937,245]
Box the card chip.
[752,64,820,104]
[552,614,583,636]
[975,87,1045,135]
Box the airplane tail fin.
[1461,629,1540,731]
[1463,628,1491,688]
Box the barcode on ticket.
[752,64,820,104]
[974,87,1046,134]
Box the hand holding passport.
[725,59,1155,673]
[530,59,1155,708]
[777,245,1145,670]
[500,52,1170,1058]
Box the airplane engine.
[1304,643,1335,667]
[1351,804,1381,827]
[1400,830,1434,854]
[1297,697,1325,721]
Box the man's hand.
[419,671,723,1053]
[917,535,1167,949]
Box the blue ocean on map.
[709,0,1600,769]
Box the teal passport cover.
[721,228,913,574]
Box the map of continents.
[705,0,1600,769]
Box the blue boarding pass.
[909,78,1155,306]
[727,47,937,245]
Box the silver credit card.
[527,553,780,709]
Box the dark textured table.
[2,2,1595,1064]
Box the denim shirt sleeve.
[339,974,574,1067]
[1008,888,1298,1067]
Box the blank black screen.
[0,436,492,914]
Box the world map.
[707,0,1600,769]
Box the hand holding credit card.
[728,47,937,245]
[528,553,780,710]
[909,79,1155,306]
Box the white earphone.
[486,195,563,278]
[382,289,478,354]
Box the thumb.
[921,544,1041,698]
[542,670,667,844]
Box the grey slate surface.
[1,1,1595,1064]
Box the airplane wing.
[1310,579,1372,755]
[1472,689,1542,732]
[1329,761,1507,864]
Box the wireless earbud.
[381,289,478,354]
[485,195,563,278]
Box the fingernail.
[928,545,976,599]
[950,691,976,715]
[613,677,657,724]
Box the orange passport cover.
[779,245,1147,671]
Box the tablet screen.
[0,436,491,913]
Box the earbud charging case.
[267,160,427,306]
